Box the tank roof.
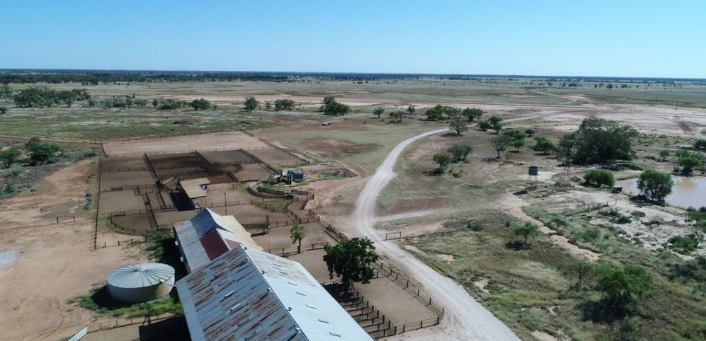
[108,263,175,289]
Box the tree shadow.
[423,168,444,176]
[505,241,529,250]
[441,132,460,138]
[578,299,637,324]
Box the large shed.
[176,245,373,341]
[174,208,261,273]
[107,263,175,303]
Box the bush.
[637,169,673,202]
[584,169,615,187]
[669,235,699,254]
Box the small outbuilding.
[107,263,175,303]
[178,178,210,209]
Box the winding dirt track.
[350,115,564,340]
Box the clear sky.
[1,0,705,78]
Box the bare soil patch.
[102,131,268,156]
[234,163,272,181]
[300,138,380,158]
[250,148,304,166]
[100,171,154,190]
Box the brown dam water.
[616,176,706,208]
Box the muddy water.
[616,176,706,208]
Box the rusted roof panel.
[176,246,373,341]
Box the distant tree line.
[13,87,91,108]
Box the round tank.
[107,263,175,303]
[528,166,539,176]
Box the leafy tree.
[25,138,61,165]
[0,147,21,167]
[488,116,504,133]
[323,237,380,289]
[406,105,416,116]
[462,108,483,122]
[124,96,133,109]
[0,107,7,114]
[637,169,673,203]
[265,102,271,110]
[389,111,404,123]
[290,224,305,254]
[695,139,706,151]
[502,130,526,151]
[524,128,536,137]
[572,260,594,290]
[490,135,509,158]
[584,169,615,187]
[0,84,13,98]
[152,99,159,108]
[449,115,468,136]
[190,98,212,110]
[275,99,295,111]
[447,144,473,162]
[134,98,148,108]
[513,222,540,246]
[533,137,557,155]
[562,118,638,164]
[87,99,96,107]
[676,150,705,175]
[478,121,492,131]
[244,96,259,111]
[433,153,452,171]
[373,107,385,118]
[595,264,652,314]
[320,97,350,116]
[659,150,671,161]
[424,105,445,121]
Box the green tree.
[433,153,452,171]
[25,139,61,165]
[265,102,271,110]
[449,115,468,136]
[637,169,673,203]
[275,99,295,111]
[572,260,594,291]
[595,264,652,314]
[0,147,22,167]
[320,97,350,116]
[533,137,558,155]
[490,135,509,158]
[406,105,416,116]
[190,98,212,110]
[502,130,526,151]
[389,111,404,123]
[488,116,504,133]
[478,121,492,131]
[447,144,473,162]
[524,128,536,137]
[244,96,259,111]
[290,224,305,254]
[373,107,385,118]
[125,96,134,109]
[323,237,380,289]
[462,108,483,122]
[0,107,7,114]
[659,150,671,161]
[513,222,540,246]
[323,96,336,106]
[0,84,13,98]
[562,118,638,164]
[584,169,616,187]
[676,150,705,175]
[152,99,159,108]
[424,105,445,121]
[695,139,706,151]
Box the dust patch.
[300,138,380,158]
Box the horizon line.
[1,68,704,82]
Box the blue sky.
[1,0,704,78]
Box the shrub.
[669,235,699,254]
[637,169,673,202]
[584,169,615,187]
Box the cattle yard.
[87,130,444,339]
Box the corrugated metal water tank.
[107,263,175,303]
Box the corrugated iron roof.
[176,246,374,341]
[175,209,261,273]
[108,263,175,289]
[180,178,211,199]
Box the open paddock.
[147,153,203,168]
[102,131,269,156]
[253,222,334,251]
[207,205,290,226]
[201,150,255,164]
[250,148,305,166]
[100,171,155,190]
[100,156,148,172]
[154,167,204,179]
[353,276,439,326]
[234,163,273,181]
[99,191,145,214]
[111,214,152,233]
[205,183,260,205]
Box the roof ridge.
[240,246,309,341]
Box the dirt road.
[351,126,521,341]
[350,113,577,340]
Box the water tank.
[107,263,175,303]
[528,166,539,176]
